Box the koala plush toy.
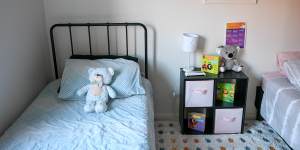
[77,68,116,113]
[217,45,243,73]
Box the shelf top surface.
[181,68,248,80]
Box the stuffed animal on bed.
[77,67,116,113]
[217,45,243,73]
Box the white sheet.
[261,76,300,150]
[284,60,300,88]
[0,79,155,150]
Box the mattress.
[261,71,286,91]
[0,79,155,150]
[260,73,300,150]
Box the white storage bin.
[185,80,214,107]
[214,108,243,133]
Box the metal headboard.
[50,22,148,79]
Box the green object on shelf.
[217,83,235,103]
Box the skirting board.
[155,113,178,121]
[155,112,256,121]
[203,0,257,4]
[245,112,256,120]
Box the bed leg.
[255,86,264,121]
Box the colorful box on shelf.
[217,82,235,103]
[188,112,206,132]
[202,55,220,74]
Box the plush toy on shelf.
[217,45,243,73]
[77,67,116,113]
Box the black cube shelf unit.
[179,69,248,134]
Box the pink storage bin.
[277,51,300,71]
[214,108,243,133]
[185,80,214,107]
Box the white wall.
[43,0,300,120]
[0,0,51,133]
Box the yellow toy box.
[202,55,220,74]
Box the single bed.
[256,72,300,150]
[0,23,155,150]
[0,79,155,150]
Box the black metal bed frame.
[50,22,148,79]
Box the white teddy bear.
[77,68,116,113]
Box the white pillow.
[58,58,145,100]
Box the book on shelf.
[202,55,220,75]
[188,112,206,132]
[184,70,206,76]
[217,82,236,103]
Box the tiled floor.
[155,120,290,150]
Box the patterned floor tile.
[155,120,291,150]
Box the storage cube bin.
[185,80,214,107]
[214,108,243,133]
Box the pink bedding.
[262,71,286,91]
[277,51,300,71]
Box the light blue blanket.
[0,79,155,150]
